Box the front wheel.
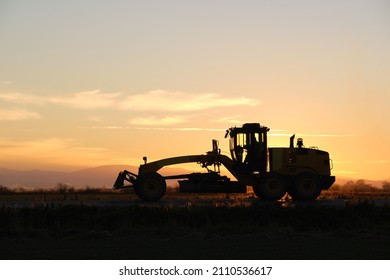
[290,173,321,201]
[253,173,286,201]
[135,172,166,201]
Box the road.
[0,198,389,208]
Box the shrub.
[0,185,12,194]
[80,186,104,193]
[54,183,75,193]
[341,180,376,192]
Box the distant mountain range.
[0,165,387,189]
[0,165,191,190]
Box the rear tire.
[253,173,286,201]
[135,172,166,201]
[290,173,321,201]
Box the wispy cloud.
[88,116,105,123]
[367,160,388,164]
[134,127,226,132]
[77,125,127,129]
[0,109,41,121]
[268,133,355,137]
[0,92,44,104]
[71,147,111,151]
[120,90,260,111]
[129,116,188,126]
[334,160,387,164]
[0,90,121,109]
[0,138,73,153]
[334,170,358,175]
[49,90,121,109]
[215,115,246,124]
[0,89,258,113]
[0,138,119,170]
[78,125,226,131]
[0,81,12,85]
[298,134,356,137]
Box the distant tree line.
[0,183,111,194]
[330,180,390,192]
[0,180,389,194]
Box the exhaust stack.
[289,134,295,149]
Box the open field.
[1,184,389,260]
[1,186,390,200]
[0,198,389,260]
[1,188,390,207]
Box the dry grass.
[1,188,390,203]
[1,179,390,202]
[0,202,389,259]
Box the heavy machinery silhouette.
[113,123,335,201]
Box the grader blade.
[113,170,138,189]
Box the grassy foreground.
[0,203,389,260]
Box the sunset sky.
[0,0,389,181]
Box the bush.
[341,180,376,192]
[80,186,104,193]
[0,185,12,194]
[54,183,75,193]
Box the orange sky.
[0,1,389,181]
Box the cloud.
[334,160,387,164]
[0,90,121,109]
[334,170,358,175]
[0,109,41,120]
[367,160,387,164]
[49,90,121,109]
[0,89,259,113]
[80,125,226,131]
[0,138,73,154]
[77,125,127,129]
[298,134,356,137]
[0,138,119,170]
[71,147,111,151]
[0,92,44,104]
[88,116,105,123]
[134,127,225,132]
[120,90,260,111]
[215,116,246,124]
[129,116,188,126]
[268,133,355,137]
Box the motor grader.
[113,123,335,201]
